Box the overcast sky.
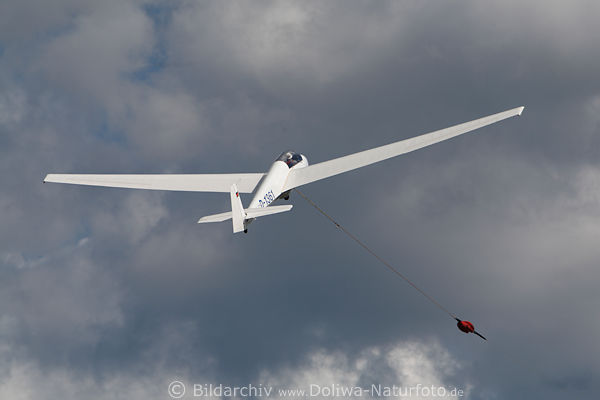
[1,1,600,399]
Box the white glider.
[45,106,524,233]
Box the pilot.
[285,153,294,167]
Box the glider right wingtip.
[517,106,525,116]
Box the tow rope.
[293,188,487,341]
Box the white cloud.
[0,340,467,399]
[259,340,469,400]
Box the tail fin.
[230,184,246,233]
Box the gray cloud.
[1,1,600,399]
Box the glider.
[45,106,524,233]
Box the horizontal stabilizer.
[198,205,293,224]
[245,205,293,218]
[197,211,232,223]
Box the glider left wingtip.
[517,106,525,116]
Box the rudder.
[230,184,246,233]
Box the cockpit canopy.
[277,151,303,168]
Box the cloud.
[89,191,168,244]
[0,339,465,400]
[0,88,27,126]
[0,323,211,400]
[259,340,468,399]
[167,1,413,90]
[16,1,153,112]
[2,1,600,399]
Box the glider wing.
[282,106,524,192]
[43,173,265,193]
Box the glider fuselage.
[249,151,308,209]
